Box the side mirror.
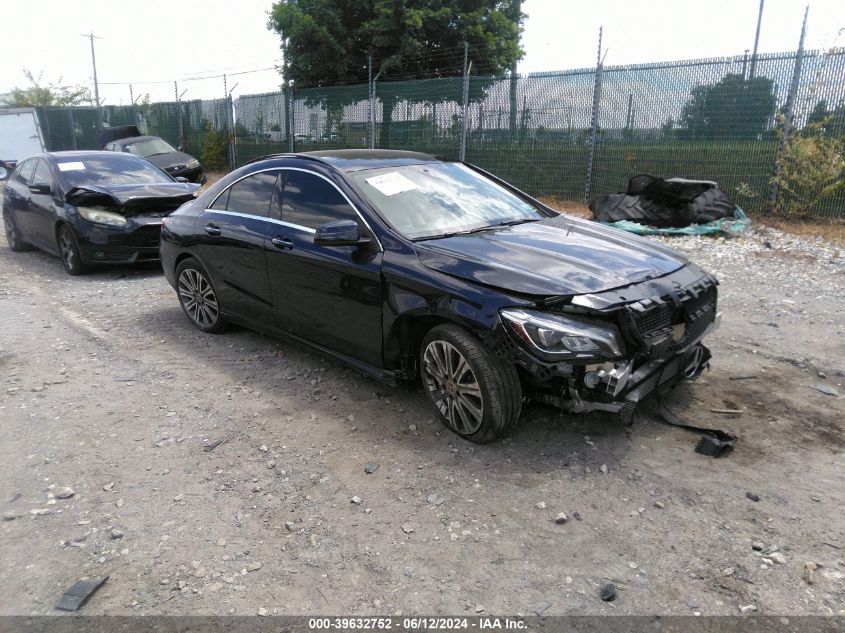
[28,182,52,195]
[314,219,370,247]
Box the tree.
[8,70,91,107]
[678,73,775,140]
[267,0,524,145]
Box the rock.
[266,461,276,469]
[285,522,295,531]
[803,562,817,584]
[685,597,700,609]
[364,463,379,474]
[216,538,226,546]
[751,541,764,551]
[745,492,760,502]
[721,567,735,577]
[600,464,608,474]
[403,567,413,577]
[259,444,268,452]
[110,529,124,539]
[364,508,372,514]
[475,605,485,613]
[535,501,547,509]
[573,511,582,521]
[654,501,665,509]
[173,494,185,502]
[248,561,263,572]
[599,583,617,602]
[628,561,638,569]
[350,496,363,505]
[115,498,125,508]
[739,605,757,615]
[309,534,318,546]
[402,524,415,534]
[769,552,786,565]
[812,384,839,396]
[554,512,568,525]
[103,482,114,491]
[427,493,446,505]
[258,608,268,617]
[30,508,51,516]
[408,424,417,431]
[56,487,75,499]
[811,495,821,502]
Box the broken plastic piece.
[55,576,109,611]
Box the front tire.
[420,324,522,443]
[3,210,32,252]
[175,258,226,333]
[57,224,89,275]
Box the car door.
[197,170,280,326]
[265,169,384,368]
[4,158,37,241]
[26,158,59,250]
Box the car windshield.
[123,138,176,158]
[56,155,174,188]
[350,163,545,240]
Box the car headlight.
[78,207,127,228]
[500,308,624,360]
[186,159,200,169]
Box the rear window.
[56,155,173,189]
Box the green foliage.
[774,119,845,216]
[8,70,91,107]
[200,121,229,171]
[267,0,524,143]
[678,74,776,140]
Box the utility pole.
[82,32,102,126]
[749,0,765,80]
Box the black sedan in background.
[160,150,719,442]
[104,134,205,183]
[2,151,199,274]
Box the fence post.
[68,108,77,151]
[223,74,235,169]
[584,26,604,203]
[768,7,808,214]
[459,41,470,162]
[368,54,374,149]
[174,81,185,150]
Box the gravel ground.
[1,201,843,617]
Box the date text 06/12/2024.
[308,617,527,630]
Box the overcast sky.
[1,0,842,104]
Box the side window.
[32,159,53,186]
[14,159,36,185]
[281,170,358,229]
[214,172,279,218]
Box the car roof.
[113,136,161,144]
[32,150,145,161]
[251,149,446,173]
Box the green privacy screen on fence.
[31,48,845,218]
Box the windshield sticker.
[365,172,418,196]
[57,162,86,172]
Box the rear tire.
[420,324,522,443]
[3,210,32,252]
[175,258,226,333]
[57,224,89,275]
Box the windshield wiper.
[416,218,540,241]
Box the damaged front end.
[495,265,720,424]
[65,183,198,264]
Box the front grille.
[626,284,716,358]
[124,225,161,248]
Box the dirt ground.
[1,196,843,617]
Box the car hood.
[414,214,688,297]
[65,182,200,214]
[145,151,197,170]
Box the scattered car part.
[55,576,109,611]
[650,397,738,458]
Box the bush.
[200,123,230,171]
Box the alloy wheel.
[59,226,76,270]
[4,213,17,245]
[422,340,484,435]
[178,268,220,328]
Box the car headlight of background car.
[77,207,128,228]
[500,308,624,361]
[186,159,200,169]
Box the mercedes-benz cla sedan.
[160,150,719,443]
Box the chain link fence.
[27,47,845,218]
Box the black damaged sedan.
[161,150,719,442]
[2,151,198,274]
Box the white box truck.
[0,108,46,180]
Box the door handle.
[271,236,294,250]
[205,223,221,237]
